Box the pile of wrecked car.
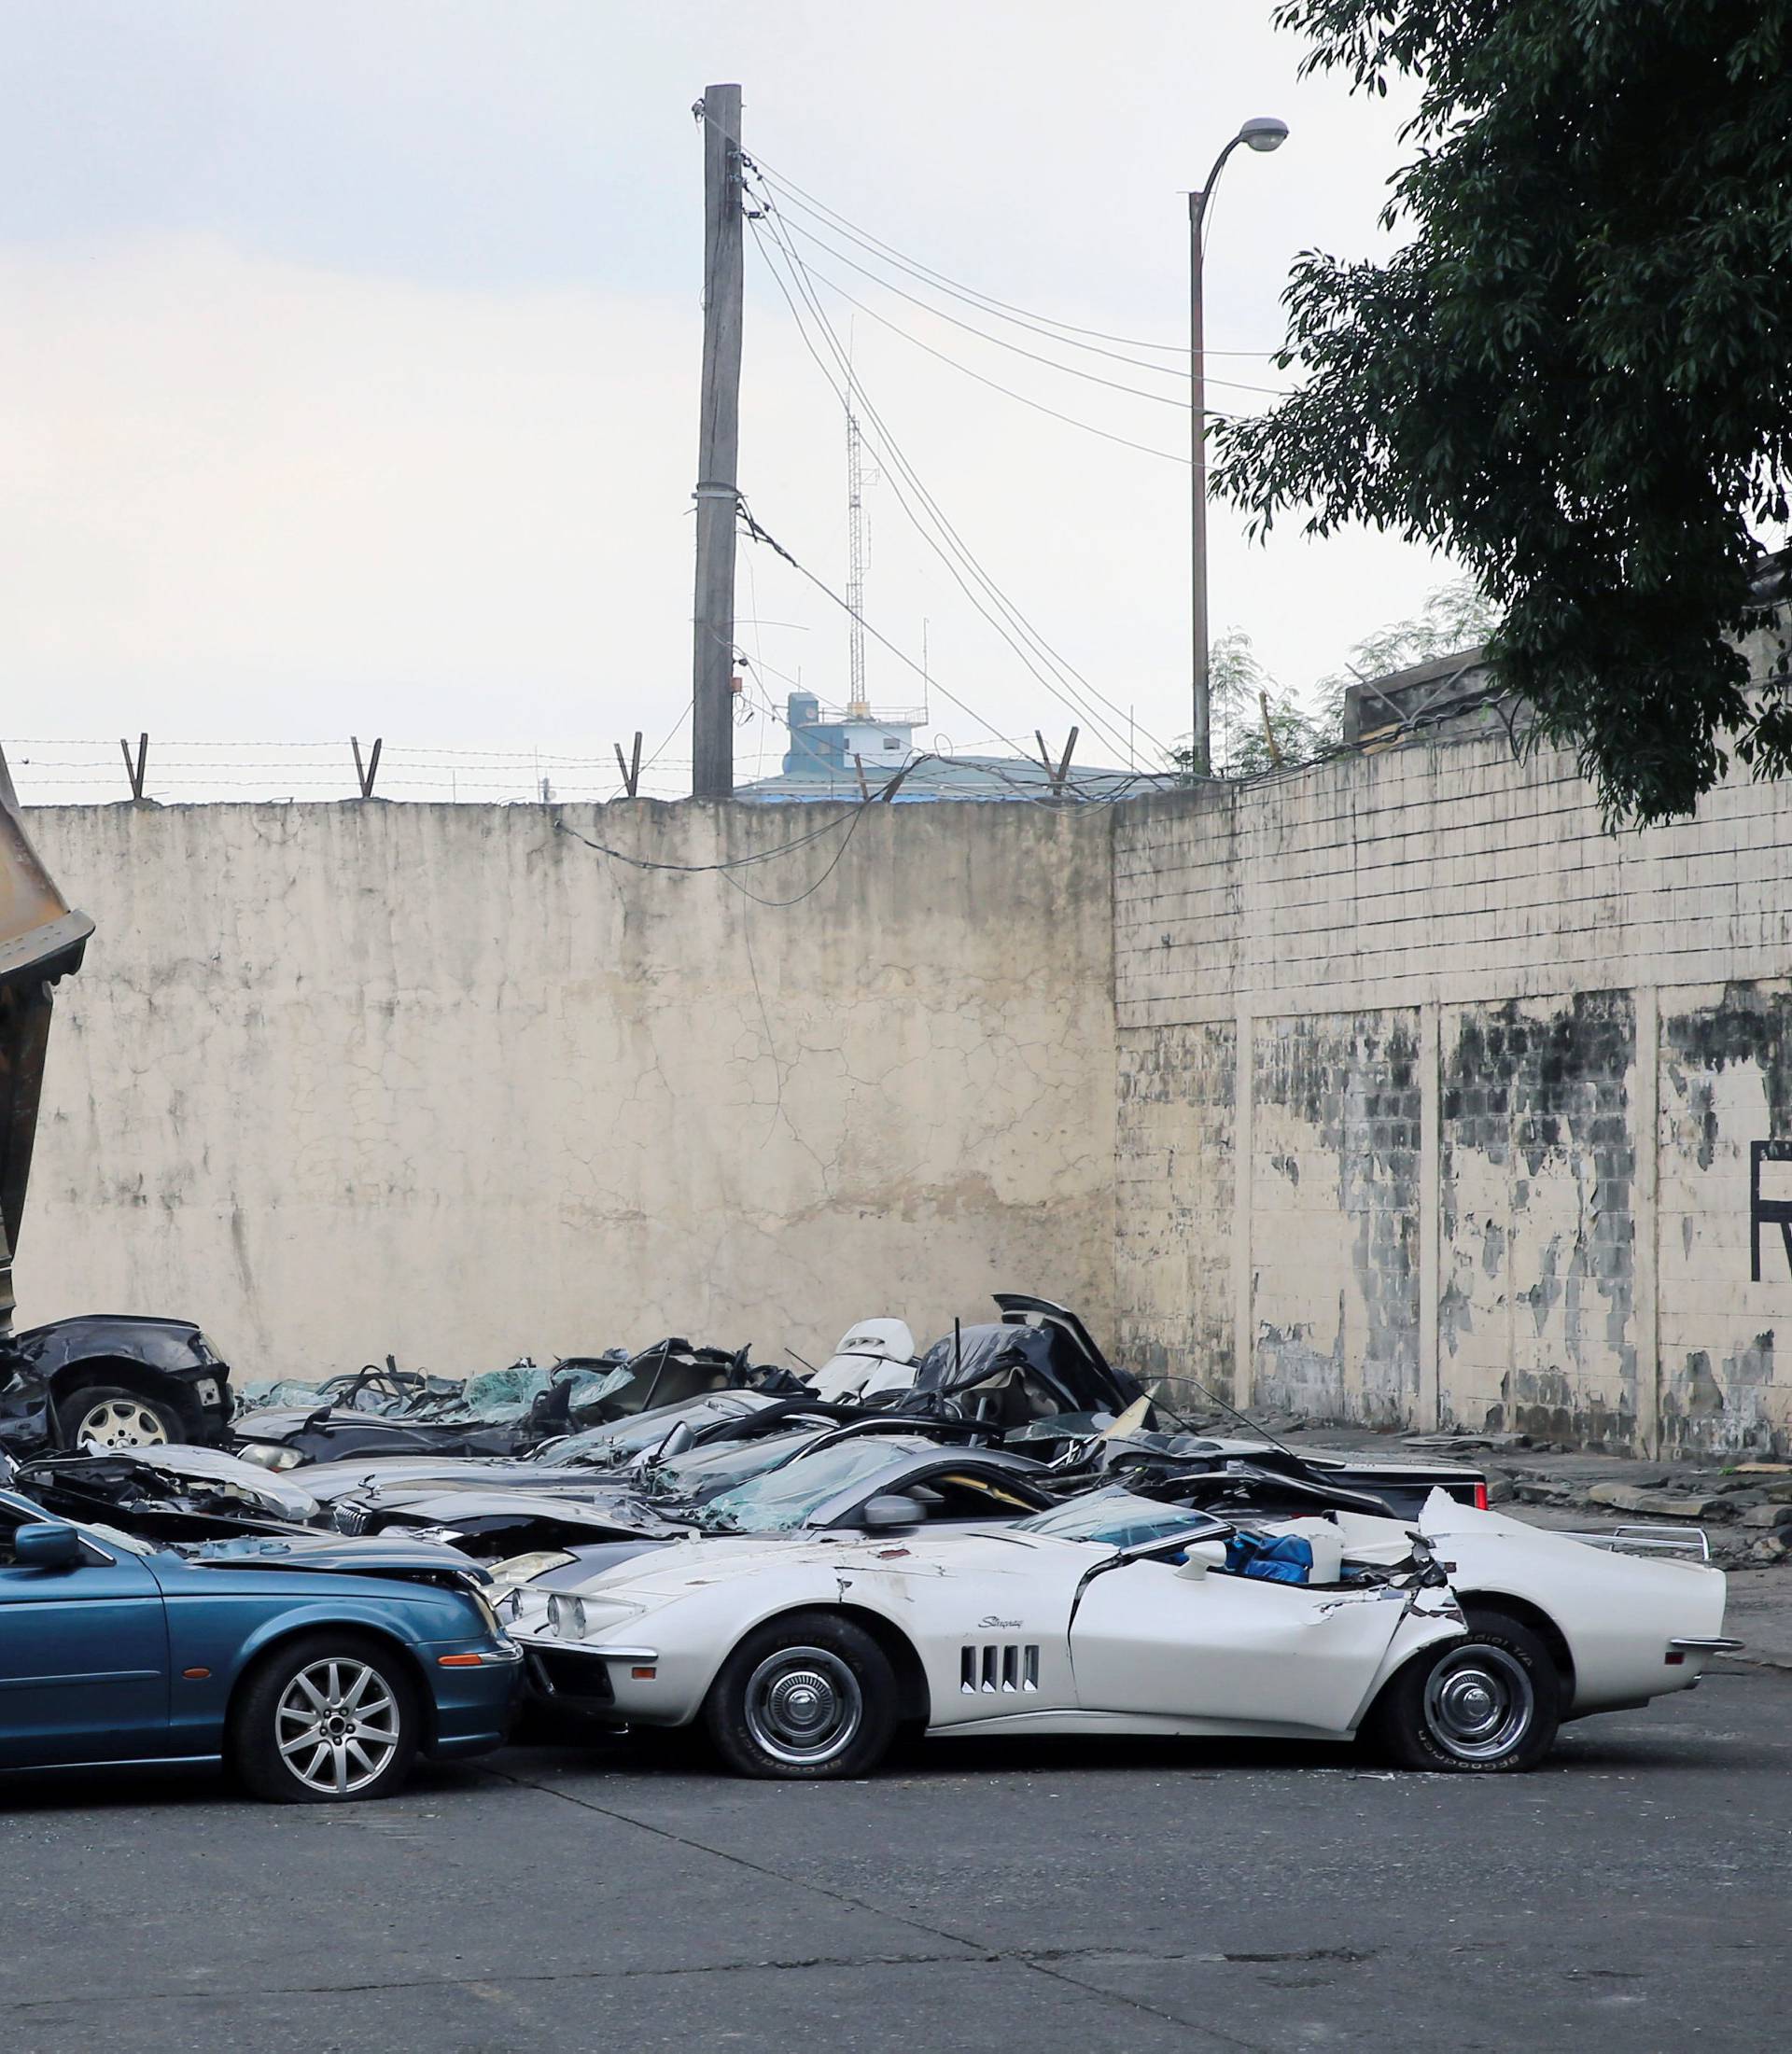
[0,1293,1741,1803]
[0,756,1743,1805]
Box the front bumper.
[517,1636,660,1719]
[422,1640,526,1758]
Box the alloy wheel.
[276,1659,402,1796]
[75,1398,171,1448]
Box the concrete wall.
[1113,722,1792,1456]
[20,801,1116,1382]
[19,672,1792,1455]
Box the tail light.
[1473,1482,1489,1511]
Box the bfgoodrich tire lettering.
[231,1632,420,1803]
[1368,1608,1561,1774]
[703,1610,899,1781]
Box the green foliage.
[1168,629,1327,778]
[1211,0,1792,823]
[1313,578,1500,733]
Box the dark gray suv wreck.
[0,1312,236,1453]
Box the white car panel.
[1068,1557,1450,1732]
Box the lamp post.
[1189,115,1288,776]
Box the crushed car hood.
[182,1530,491,1581]
[86,1442,323,1522]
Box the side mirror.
[1176,1540,1229,1583]
[860,1494,923,1531]
[14,1521,85,1571]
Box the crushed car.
[909,1296,1486,1513]
[513,1484,1738,1781]
[231,1338,805,1472]
[4,1442,321,1543]
[329,1411,1014,1567]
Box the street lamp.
[1189,116,1288,776]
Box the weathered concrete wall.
[21,666,1792,1454]
[20,802,1116,1382]
[1113,724,1792,1457]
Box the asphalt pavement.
[4,1664,1786,2053]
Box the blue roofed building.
[736,692,1147,803]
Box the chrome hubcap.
[1423,1644,1533,1763]
[76,1399,170,1448]
[276,1659,401,1794]
[743,1646,861,1767]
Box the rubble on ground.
[1280,1423,1792,1573]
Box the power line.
[752,213,1170,762]
[755,212,1127,746]
[553,803,861,873]
[721,799,873,906]
[760,214,1160,763]
[754,220,1197,467]
[771,203,1289,400]
[745,229,1053,752]
[737,496,1033,751]
[742,147,1275,360]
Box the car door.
[0,1501,171,1766]
[1069,1552,1413,1735]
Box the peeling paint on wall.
[1659,984,1792,1454]
[1439,992,1638,1451]
[1251,1013,1421,1425]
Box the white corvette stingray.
[514,1488,1736,1779]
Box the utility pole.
[693,83,744,798]
[1187,187,1211,778]
[1187,117,1288,777]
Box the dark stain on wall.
[1253,1013,1421,1424]
[1441,991,1638,1450]
[1662,984,1792,1149]
[1660,985,1792,1454]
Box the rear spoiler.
[0,747,94,1329]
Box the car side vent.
[959,1642,1040,1694]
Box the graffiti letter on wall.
[1752,1141,1792,1285]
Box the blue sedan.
[0,1488,521,1801]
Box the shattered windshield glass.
[693,1437,925,1533]
[534,1393,768,1469]
[637,1431,827,1502]
[1013,1490,1224,1550]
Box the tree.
[1168,629,1325,777]
[1211,0,1792,824]
[1312,578,1500,735]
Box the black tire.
[231,1632,420,1803]
[58,1381,187,1450]
[1366,1608,1561,1773]
[703,1610,899,1781]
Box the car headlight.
[486,1550,576,1604]
[234,1442,305,1473]
[546,1593,587,1640]
[543,1593,644,1642]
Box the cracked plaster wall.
[18,800,1116,1383]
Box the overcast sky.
[2,0,1452,800]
